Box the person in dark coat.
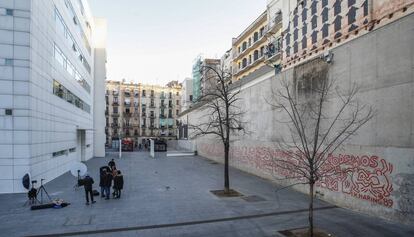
[108,159,116,170]
[83,174,96,205]
[99,169,106,198]
[113,170,124,199]
[103,171,113,199]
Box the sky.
[87,0,267,86]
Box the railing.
[111,113,120,117]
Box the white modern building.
[180,77,193,112]
[0,0,106,193]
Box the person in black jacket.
[108,159,116,170]
[83,174,96,205]
[103,171,113,200]
[113,170,124,199]
[99,169,106,198]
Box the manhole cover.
[241,195,266,202]
[64,216,92,226]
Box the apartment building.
[192,57,221,102]
[105,81,182,148]
[180,78,193,112]
[281,0,414,69]
[0,0,106,193]
[232,9,282,82]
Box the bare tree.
[190,63,245,194]
[267,59,375,237]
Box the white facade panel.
[0,0,106,193]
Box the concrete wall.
[183,13,414,223]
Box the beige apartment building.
[232,10,282,82]
[105,80,182,148]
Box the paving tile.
[0,151,413,237]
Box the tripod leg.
[41,186,52,201]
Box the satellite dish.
[22,173,31,190]
[70,162,87,177]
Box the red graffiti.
[198,143,394,208]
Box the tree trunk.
[309,182,315,237]
[224,143,230,193]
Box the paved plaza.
[0,152,413,237]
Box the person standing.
[83,174,96,205]
[103,171,113,200]
[108,159,116,170]
[113,170,124,199]
[99,169,106,198]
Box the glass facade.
[54,44,91,93]
[53,80,91,113]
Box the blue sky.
[88,0,267,85]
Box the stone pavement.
[0,152,413,237]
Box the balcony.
[160,95,166,100]
[112,113,120,117]
[168,104,173,108]
[160,104,166,108]
[264,41,281,63]
[105,110,108,115]
[150,94,155,98]
[233,54,266,77]
[149,104,156,108]
[111,123,119,128]
[141,124,146,128]
[123,112,132,117]
[123,124,132,129]
[124,103,131,107]
[112,101,119,106]
[233,26,268,61]
[149,114,156,119]
[142,113,147,117]
[124,92,131,97]
[266,14,282,35]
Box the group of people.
[100,159,124,200]
[82,159,124,205]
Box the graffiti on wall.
[198,143,394,207]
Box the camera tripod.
[37,179,51,204]
[73,170,81,190]
[23,179,51,206]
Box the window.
[260,27,265,37]
[6,9,13,16]
[53,80,90,113]
[176,100,179,105]
[176,92,179,96]
[254,50,259,61]
[242,58,247,68]
[242,42,247,51]
[176,110,179,115]
[53,150,67,157]
[142,90,146,97]
[53,44,90,93]
[253,32,259,42]
[5,59,13,66]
